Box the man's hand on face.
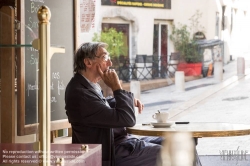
[97,65,122,91]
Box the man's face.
[93,47,112,76]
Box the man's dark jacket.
[65,73,136,166]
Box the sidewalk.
[137,56,250,156]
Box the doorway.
[153,23,168,78]
[102,23,129,58]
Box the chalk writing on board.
[27,81,38,97]
[27,54,39,65]
[51,97,57,103]
[23,0,74,125]
[52,72,60,79]
[57,80,65,95]
[31,2,42,13]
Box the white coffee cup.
[152,112,169,123]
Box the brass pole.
[33,5,65,165]
[37,6,51,166]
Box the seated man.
[65,42,162,166]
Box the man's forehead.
[98,47,108,54]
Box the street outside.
[136,53,250,157]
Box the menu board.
[80,0,96,32]
[24,0,74,125]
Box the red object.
[177,63,202,76]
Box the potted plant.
[92,28,129,81]
[92,28,126,59]
[170,23,201,63]
[169,10,204,76]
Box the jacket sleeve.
[66,88,136,128]
[106,97,116,108]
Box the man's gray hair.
[73,42,108,73]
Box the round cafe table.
[127,122,250,166]
[126,122,250,138]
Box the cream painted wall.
[100,0,220,58]
[80,0,250,62]
[171,0,219,39]
[100,6,173,58]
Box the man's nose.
[107,59,112,66]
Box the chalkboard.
[23,0,74,125]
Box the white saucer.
[151,121,174,128]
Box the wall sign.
[80,0,96,33]
[101,0,171,9]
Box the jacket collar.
[74,72,106,102]
[74,72,94,90]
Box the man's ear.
[84,58,92,68]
